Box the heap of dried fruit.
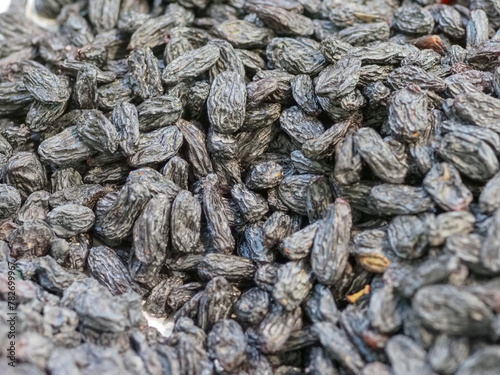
[2,0,500,374]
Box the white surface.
[143,309,174,337]
[0,0,11,13]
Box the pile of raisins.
[2,0,500,373]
